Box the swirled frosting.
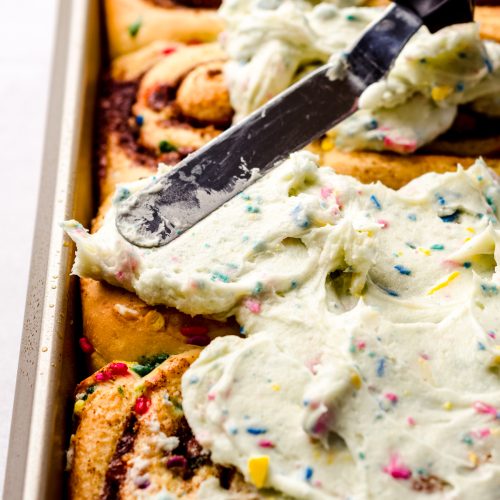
[65,151,500,498]
[220,0,500,153]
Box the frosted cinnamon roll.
[78,194,238,372]
[219,0,500,161]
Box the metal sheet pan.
[4,1,101,498]
[5,2,500,499]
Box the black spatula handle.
[395,0,475,33]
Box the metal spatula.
[116,0,475,248]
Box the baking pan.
[4,1,101,498]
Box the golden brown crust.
[369,1,500,41]
[69,364,141,500]
[365,3,500,42]
[99,134,156,203]
[81,278,238,371]
[176,61,233,125]
[92,196,113,231]
[104,0,224,58]
[111,40,184,82]
[424,136,500,158]
[309,144,500,190]
[476,6,500,43]
[69,352,258,499]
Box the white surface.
[0,0,58,487]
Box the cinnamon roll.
[68,352,258,499]
[98,41,230,203]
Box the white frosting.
[221,0,380,121]
[220,0,500,153]
[65,151,500,498]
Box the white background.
[0,0,58,488]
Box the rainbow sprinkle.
[370,194,382,210]
[431,86,453,101]
[473,401,500,419]
[394,265,411,276]
[427,271,460,295]
[258,440,275,448]
[305,466,314,481]
[128,17,142,38]
[244,298,262,314]
[383,454,412,480]
[248,456,270,488]
[247,427,268,435]
[376,358,386,377]
[385,393,398,404]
